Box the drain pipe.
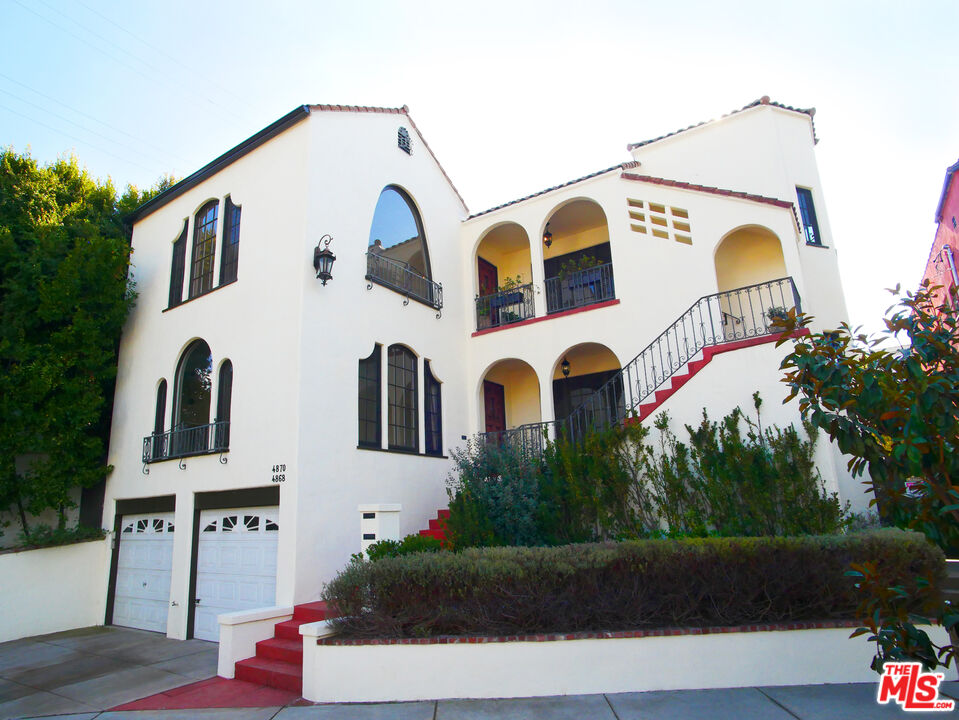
[944,245,959,289]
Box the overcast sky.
[2,0,957,334]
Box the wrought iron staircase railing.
[478,276,801,452]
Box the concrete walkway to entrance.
[0,626,217,719]
[3,627,957,719]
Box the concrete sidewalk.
[4,627,957,719]
[16,682,959,719]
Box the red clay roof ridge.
[626,97,818,151]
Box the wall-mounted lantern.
[313,234,336,285]
[543,223,553,249]
[561,356,570,378]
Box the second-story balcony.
[475,283,535,330]
[544,261,615,314]
[143,421,229,464]
[366,251,443,310]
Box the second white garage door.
[193,506,280,641]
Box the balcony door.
[478,257,497,296]
[483,380,506,434]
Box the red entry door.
[478,257,498,297]
[483,381,506,434]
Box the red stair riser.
[256,638,302,664]
[428,518,447,530]
[274,620,304,641]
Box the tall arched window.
[387,344,418,452]
[151,379,168,461]
[358,344,381,448]
[424,361,442,456]
[174,340,213,429]
[190,201,218,298]
[367,187,441,309]
[219,197,241,284]
[215,360,233,449]
[169,220,187,308]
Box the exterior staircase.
[233,601,331,693]
[418,508,449,543]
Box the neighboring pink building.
[922,158,959,307]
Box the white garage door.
[193,507,280,642]
[113,513,175,633]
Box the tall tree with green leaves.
[775,283,959,671]
[0,149,170,539]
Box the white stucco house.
[98,97,863,657]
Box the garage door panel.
[193,507,279,642]
[112,512,175,634]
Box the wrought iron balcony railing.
[143,421,230,464]
[366,252,443,310]
[544,262,615,314]
[475,283,535,330]
[478,421,552,457]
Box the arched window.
[367,187,441,309]
[154,380,167,436]
[358,344,381,448]
[168,220,187,308]
[215,360,233,449]
[190,201,218,298]
[219,197,241,284]
[368,187,430,278]
[174,340,213,429]
[424,361,442,456]
[151,379,168,461]
[387,344,418,452]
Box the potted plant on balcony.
[767,306,789,323]
[557,255,601,283]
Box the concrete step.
[256,637,302,664]
[235,656,302,693]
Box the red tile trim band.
[471,299,620,337]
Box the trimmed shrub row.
[322,529,944,638]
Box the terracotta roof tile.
[626,96,818,151]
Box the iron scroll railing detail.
[366,252,443,310]
[475,283,535,330]
[143,421,230,464]
[480,421,553,457]
[544,262,615,314]
[477,277,801,451]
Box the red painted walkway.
[111,676,302,710]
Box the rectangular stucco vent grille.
[627,199,692,245]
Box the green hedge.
[322,529,944,638]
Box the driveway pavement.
[0,626,216,720]
[3,627,958,719]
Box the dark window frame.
[219,196,240,285]
[387,344,418,452]
[216,360,233,448]
[189,200,219,299]
[168,220,188,308]
[358,344,382,448]
[424,360,442,456]
[796,187,822,246]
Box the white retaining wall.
[299,624,953,703]
[0,539,110,643]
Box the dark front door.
[483,380,506,434]
[478,257,498,297]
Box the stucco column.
[537,363,556,440]
[167,489,195,640]
[527,222,547,318]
